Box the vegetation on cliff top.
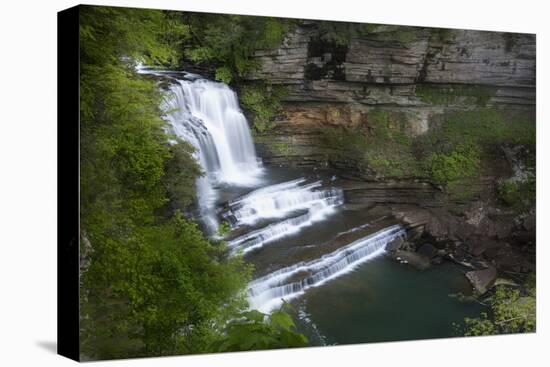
[179,13,289,84]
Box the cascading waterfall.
[161,75,263,232]
[223,178,344,228]
[228,202,336,255]
[134,67,480,345]
[141,68,410,327]
[247,225,406,312]
[223,178,344,255]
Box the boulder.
[417,243,437,259]
[465,266,497,295]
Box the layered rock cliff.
[240,22,536,279]
[244,22,535,171]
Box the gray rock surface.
[247,23,535,106]
[465,266,498,294]
[246,23,535,174]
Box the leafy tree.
[463,275,536,336]
[179,13,290,83]
[211,308,308,352]
[240,83,288,132]
[78,6,309,359]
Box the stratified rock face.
[248,24,535,104]
[423,30,535,87]
[246,26,309,84]
[244,23,535,169]
[466,267,497,294]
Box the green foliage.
[424,142,481,185]
[211,308,308,352]
[497,178,536,209]
[215,66,233,84]
[416,84,495,107]
[319,109,418,179]
[318,107,535,191]
[430,109,535,148]
[315,21,377,45]
[240,83,288,132]
[416,108,536,187]
[78,6,310,359]
[464,277,536,336]
[162,139,203,210]
[79,5,185,68]
[81,212,253,358]
[268,139,295,156]
[431,27,452,43]
[445,178,482,202]
[181,14,289,83]
[371,25,419,44]
[216,221,231,237]
[463,313,496,336]
[361,23,380,34]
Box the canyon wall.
[244,22,535,173]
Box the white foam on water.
[224,179,344,228]
[247,225,406,312]
[228,201,339,255]
[146,73,265,232]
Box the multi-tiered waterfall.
[152,70,406,314]
[137,67,483,346]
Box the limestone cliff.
[244,22,535,171]
[240,22,536,273]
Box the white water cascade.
[224,178,344,228]
[228,202,336,255]
[247,225,406,312]
[223,178,344,254]
[162,75,264,231]
[138,68,416,334]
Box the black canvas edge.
[57,4,81,362]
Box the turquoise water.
[214,166,485,345]
[293,257,485,345]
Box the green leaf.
[269,310,295,330]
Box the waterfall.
[222,178,344,254]
[247,225,406,312]
[160,75,263,231]
[223,179,344,228]
[227,201,338,255]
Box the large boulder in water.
[465,266,497,295]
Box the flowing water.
[148,69,484,345]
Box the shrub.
[424,142,481,185]
[463,275,536,336]
[240,83,288,132]
[497,178,535,209]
